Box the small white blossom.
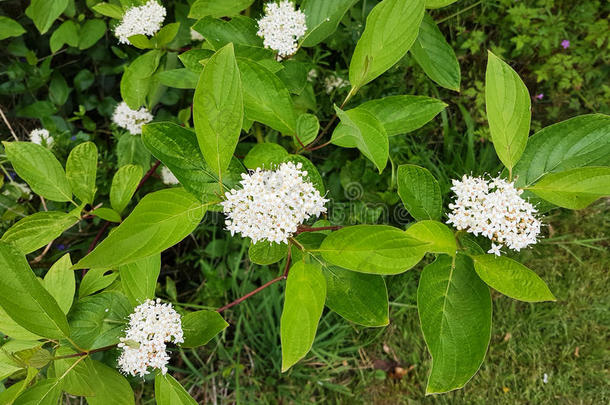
[117,299,183,378]
[446,175,541,255]
[543,373,549,384]
[112,102,153,135]
[160,166,179,185]
[115,0,166,45]
[221,162,328,244]
[29,128,53,147]
[257,1,307,59]
[324,75,350,94]
[3,182,32,200]
[307,69,318,82]
[190,28,204,41]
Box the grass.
[167,201,609,404]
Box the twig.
[295,225,342,235]
[0,106,19,141]
[52,344,118,360]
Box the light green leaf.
[13,378,62,405]
[405,220,456,256]
[128,34,154,49]
[323,265,388,327]
[84,360,135,405]
[78,19,106,50]
[157,69,199,89]
[0,17,26,40]
[92,3,123,19]
[93,207,122,222]
[1,212,78,254]
[243,143,289,170]
[74,188,207,269]
[295,113,319,146]
[0,306,43,341]
[527,166,610,209]
[66,141,98,204]
[52,348,95,396]
[237,58,297,135]
[79,268,118,298]
[485,51,531,170]
[513,114,610,187]
[0,351,22,381]
[43,254,75,314]
[116,133,151,169]
[426,0,459,9]
[300,0,357,47]
[26,0,69,34]
[472,255,555,302]
[154,22,180,46]
[249,241,288,265]
[3,142,72,202]
[411,13,460,91]
[49,20,79,53]
[110,164,143,214]
[189,0,254,19]
[281,262,326,371]
[68,291,131,350]
[0,241,69,339]
[0,368,38,404]
[120,50,163,109]
[119,254,161,306]
[418,254,491,394]
[182,310,229,348]
[192,16,261,49]
[349,0,425,90]
[318,225,427,274]
[331,106,388,173]
[155,373,198,405]
[194,44,244,179]
[397,164,442,221]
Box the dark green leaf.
[66,141,98,204]
[182,310,229,348]
[300,0,358,47]
[248,241,288,265]
[189,0,254,19]
[119,254,161,306]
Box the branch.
[52,344,118,360]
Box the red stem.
[295,225,342,235]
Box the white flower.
[112,102,153,135]
[307,69,318,82]
[324,75,349,94]
[115,0,166,45]
[3,182,32,200]
[543,373,549,384]
[446,175,541,255]
[29,128,53,147]
[190,28,204,41]
[257,1,307,59]
[221,162,328,244]
[160,166,179,185]
[117,299,183,378]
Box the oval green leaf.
[397,164,442,221]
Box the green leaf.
[14,378,62,405]
[397,164,442,221]
[243,143,289,170]
[119,254,161,306]
[79,268,118,298]
[426,0,459,8]
[1,212,78,254]
[154,22,180,46]
[411,13,460,91]
[323,265,388,327]
[78,19,106,50]
[318,225,427,274]
[527,166,610,209]
[17,101,57,120]
[0,241,69,339]
[155,373,198,405]
[0,17,26,40]
[120,50,163,109]
[49,72,70,106]
[300,0,357,47]
[116,133,151,169]
[26,0,69,34]
[68,291,131,350]
[237,58,297,135]
[349,0,425,90]
[281,262,326,371]
[472,255,555,302]
[276,60,308,95]
[128,34,154,49]
[93,207,122,223]
[485,51,531,170]
[295,113,319,146]
[110,164,143,214]
[82,360,135,405]
[348,95,446,136]
[51,348,95,396]
[49,20,79,53]
[92,3,124,19]
[182,310,229,348]
[405,220,456,256]
[192,16,261,49]
[43,254,75,314]
[66,142,98,204]
[3,142,72,202]
[0,306,43,341]
[0,368,38,404]
[418,254,492,394]
[194,44,244,179]
[189,0,254,19]
[331,106,388,173]
[74,188,207,269]
[158,69,199,89]
[248,241,288,265]
[179,49,214,73]
[513,114,610,187]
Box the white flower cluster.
[112,102,153,135]
[221,162,328,244]
[324,75,350,94]
[257,1,307,59]
[117,299,183,378]
[446,175,541,256]
[29,128,53,147]
[115,0,166,45]
[160,166,179,185]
